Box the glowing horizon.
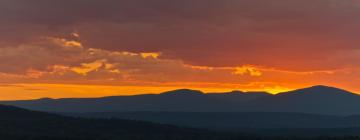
[0,83,357,101]
[1,0,360,100]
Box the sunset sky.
[1,0,360,100]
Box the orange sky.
[1,0,360,100]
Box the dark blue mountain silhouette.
[1,85,360,115]
[3,104,360,138]
[68,112,360,130]
[0,105,235,140]
[160,89,205,96]
[249,85,360,115]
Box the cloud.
[0,36,341,88]
[0,0,360,71]
[70,60,106,76]
[0,37,238,84]
[233,66,263,77]
[1,0,360,95]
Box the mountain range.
[1,104,360,139]
[2,85,360,138]
[2,85,360,115]
[0,104,223,140]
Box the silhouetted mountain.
[2,105,360,139]
[249,85,360,115]
[3,86,360,139]
[0,89,270,113]
[160,89,205,96]
[67,112,360,130]
[2,85,360,115]
[207,91,271,102]
[282,85,353,94]
[0,105,238,140]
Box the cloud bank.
[1,0,360,97]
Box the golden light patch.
[71,60,105,75]
[233,66,263,76]
[140,52,161,59]
[263,86,293,94]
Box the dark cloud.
[1,0,360,71]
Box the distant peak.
[310,85,336,89]
[305,85,347,91]
[278,85,355,96]
[160,89,204,95]
[36,97,53,101]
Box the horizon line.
[1,84,355,101]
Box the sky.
[1,0,360,100]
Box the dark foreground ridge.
[0,104,226,140]
[1,104,360,140]
[68,112,360,130]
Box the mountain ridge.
[2,104,360,138]
[0,104,233,140]
[277,85,357,96]
[9,85,355,101]
[1,85,360,115]
[160,89,205,96]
